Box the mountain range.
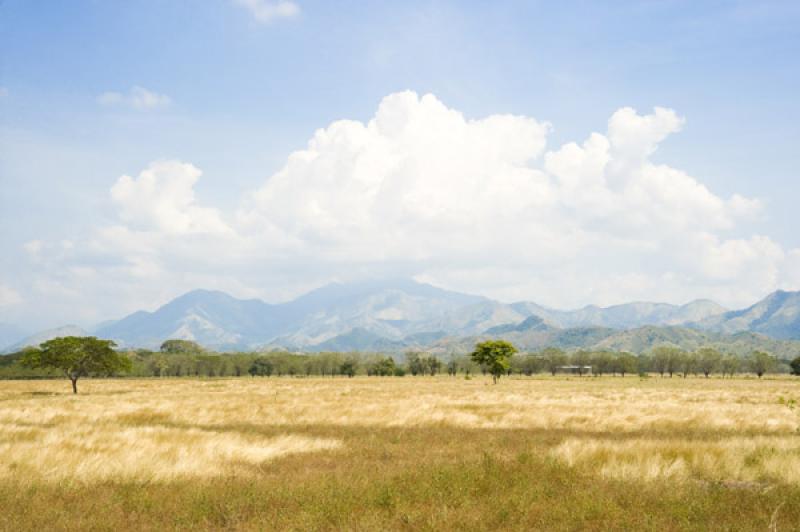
[3,279,800,355]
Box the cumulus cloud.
[233,0,299,23]
[98,86,171,110]
[110,160,231,235]
[17,91,800,319]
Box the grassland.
[1,376,799,530]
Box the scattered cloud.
[233,0,299,23]
[98,86,171,110]
[16,91,800,322]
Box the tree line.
[2,337,799,393]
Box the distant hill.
[306,328,408,352]
[427,324,800,357]
[513,299,727,329]
[10,282,800,353]
[484,315,551,335]
[695,290,800,340]
[96,290,278,350]
[5,325,89,352]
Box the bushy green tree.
[21,336,131,393]
[471,340,518,384]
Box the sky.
[1,0,799,331]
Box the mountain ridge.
[4,280,799,353]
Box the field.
[2,376,800,531]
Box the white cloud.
[233,0,299,23]
[98,86,171,110]
[110,160,230,235]
[0,87,8,98]
[17,91,800,318]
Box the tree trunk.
[492,374,497,384]
[71,377,78,394]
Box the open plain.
[2,376,800,531]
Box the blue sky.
[1,0,799,330]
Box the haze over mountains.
[4,279,800,355]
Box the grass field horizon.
[2,375,799,530]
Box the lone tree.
[471,340,518,384]
[21,336,131,394]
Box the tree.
[720,354,740,378]
[21,336,131,394]
[405,352,425,376]
[748,350,776,378]
[446,354,458,376]
[791,356,800,376]
[248,358,274,377]
[160,339,203,354]
[471,340,518,384]
[541,347,567,376]
[591,351,614,376]
[616,352,638,377]
[571,350,592,377]
[369,357,397,376]
[651,346,683,377]
[152,355,170,377]
[696,347,722,378]
[340,358,358,378]
[426,356,442,376]
[514,354,541,376]
[679,351,696,378]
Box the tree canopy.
[471,340,518,384]
[160,339,204,354]
[21,336,131,393]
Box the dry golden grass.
[1,375,799,530]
